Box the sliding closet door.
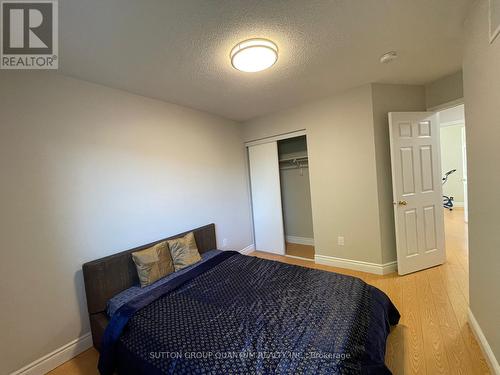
[248,142,285,254]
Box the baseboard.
[285,254,314,262]
[286,236,314,246]
[452,201,464,208]
[314,254,397,275]
[239,244,255,255]
[468,308,500,375]
[10,333,93,375]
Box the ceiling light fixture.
[230,38,278,73]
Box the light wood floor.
[285,242,315,259]
[49,209,489,375]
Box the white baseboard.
[10,333,93,375]
[453,201,464,208]
[468,308,500,375]
[239,244,255,255]
[284,254,314,262]
[314,254,397,275]
[286,236,314,246]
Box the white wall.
[463,0,500,364]
[244,85,385,264]
[0,72,253,374]
[440,125,465,204]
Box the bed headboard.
[82,223,217,351]
[82,223,216,315]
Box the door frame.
[432,101,469,224]
[427,97,464,112]
[433,99,468,215]
[245,129,307,147]
[461,126,468,223]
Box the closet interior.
[277,136,315,259]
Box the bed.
[83,224,400,375]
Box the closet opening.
[277,136,315,260]
[246,131,315,260]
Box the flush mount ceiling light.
[230,38,278,72]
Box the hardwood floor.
[49,209,489,375]
[285,242,315,259]
[47,348,99,375]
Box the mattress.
[99,251,400,374]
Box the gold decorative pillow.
[132,241,174,287]
[167,232,201,271]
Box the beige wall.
[463,0,500,363]
[277,136,314,239]
[0,72,253,374]
[0,36,481,375]
[425,70,464,109]
[244,84,426,264]
[279,167,314,239]
[244,85,385,263]
[440,125,465,203]
[371,84,427,263]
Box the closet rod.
[279,166,309,171]
[279,156,308,163]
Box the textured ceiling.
[59,0,471,121]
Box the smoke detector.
[380,51,398,64]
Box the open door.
[248,142,285,254]
[389,112,446,275]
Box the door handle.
[393,200,408,206]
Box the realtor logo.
[1,0,58,69]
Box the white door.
[248,142,285,254]
[389,112,446,275]
[461,127,468,223]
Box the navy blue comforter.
[99,251,400,375]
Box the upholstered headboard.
[82,223,216,350]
